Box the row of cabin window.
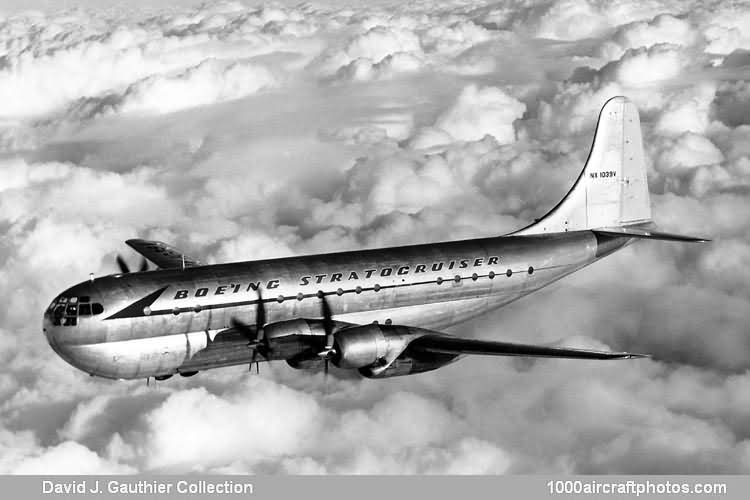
[276,267,534,302]
[174,267,536,314]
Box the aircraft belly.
[61,331,208,379]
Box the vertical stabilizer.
[515,96,652,235]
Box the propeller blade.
[254,289,270,359]
[321,295,333,334]
[256,288,266,342]
[117,255,148,274]
[233,288,271,374]
[116,255,130,274]
[321,295,334,350]
[231,317,254,341]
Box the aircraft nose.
[42,299,88,367]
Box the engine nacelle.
[267,320,460,377]
[333,324,392,369]
[332,324,461,375]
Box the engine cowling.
[331,324,460,377]
[267,320,460,378]
[332,324,392,369]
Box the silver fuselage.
[42,231,627,379]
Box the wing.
[408,334,647,360]
[126,239,201,269]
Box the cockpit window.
[52,305,65,326]
[50,296,104,326]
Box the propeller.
[317,293,337,386]
[116,254,148,274]
[231,289,270,373]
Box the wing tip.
[125,238,148,246]
[616,352,650,359]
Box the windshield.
[48,296,104,326]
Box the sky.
[1,0,750,474]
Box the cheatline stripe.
[105,264,565,320]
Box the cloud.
[535,0,613,41]
[421,21,492,56]
[334,52,424,82]
[142,384,319,471]
[712,80,750,127]
[427,85,526,145]
[316,25,423,77]
[654,82,717,136]
[532,0,682,42]
[703,7,750,54]
[599,44,693,87]
[600,14,698,60]
[71,59,278,117]
[10,441,135,474]
[212,233,295,263]
[0,2,311,119]
[655,132,724,174]
[2,0,750,476]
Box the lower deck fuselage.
[43,231,626,379]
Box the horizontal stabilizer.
[126,239,201,269]
[593,226,710,243]
[409,334,648,360]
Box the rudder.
[515,96,651,235]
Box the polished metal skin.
[43,231,622,379]
[42,97,706,381]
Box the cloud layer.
[1,0,750,474]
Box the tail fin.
[515,96,652,235]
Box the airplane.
[42,96,708,382]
